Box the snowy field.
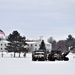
[0,52,75,75]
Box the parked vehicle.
[48,46,75,61]
[48,50,70,61]
[32,49,47,61]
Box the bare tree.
[48,37,57,50]
[47,37,54,43]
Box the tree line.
[48,35,75,53]
[1,30,75,58]
[6,30,75,55]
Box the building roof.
[26,42,37,44]
[0,40,10,43]
[26,41,51,45]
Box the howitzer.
[48,46,71,61]
[62,51,70,58]
[61,46,75,60]
[57,46,61,51]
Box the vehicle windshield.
[35,52,44,55]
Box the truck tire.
[32,58,37,61]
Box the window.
[1,48,2,50]
[1,44,2,46]
[31,44,33,46]
[5,44,6,46]
[35,44,37,46]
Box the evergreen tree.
[39,40,46,50]
[6,31,27,57]
[66,34,75,47]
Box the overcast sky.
[0,0,75,40]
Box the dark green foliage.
[7,31,26,43]
[6,31,28,56]
[39,40,46,50]
[66,34,75,47]
[56,35,75,53]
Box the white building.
[0,39,52,52]
[26,40,52,52]
[0,40,9,52]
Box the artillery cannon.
[48,46,72,61]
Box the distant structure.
[0,34,52,53]
[0,40,9,52]
[26,38,52,52]
[0,29,9,52]
[0,39,51,53]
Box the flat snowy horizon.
[0,52,75,75]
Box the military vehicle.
[48,50,70,61]
[32,49,47,61]
[48,47,70,61]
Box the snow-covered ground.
[0,52,75,75]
